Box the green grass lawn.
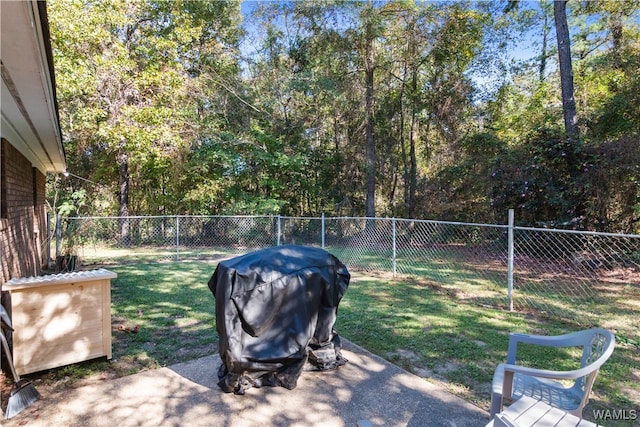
[339,272,639,425]
[23,260,640,425]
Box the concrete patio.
[5,340,489,426]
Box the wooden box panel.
[4,269,117,375]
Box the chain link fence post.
[508,209,514,311]
[277,215,281,246]
[392,218,397,277]
[321,213,325,249]
[176,215,180,261]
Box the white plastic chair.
[490,328,615,419]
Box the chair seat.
[486,396,601,427]
[492,364,584,413]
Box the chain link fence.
[56,213,640,334]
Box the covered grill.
[208,245,350,394]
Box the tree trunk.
[407,70,418,220]
[364,11,376,219]
[117,149,131,246]
[554,0,578,137]
[610,11,623,69]
[539,10,549,82]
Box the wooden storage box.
[4,268,117,375]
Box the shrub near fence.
[59,213,640,336]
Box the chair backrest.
[582,329,614,366]
[575,328,616,408]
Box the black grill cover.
[208,245,350,394]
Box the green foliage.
[57,189,87,217]
[587,46,640,138]
[418,132,502,223]
[49,0,243,216]
[581,136,640,233]
[489,129,593,227]
[46,0,640,232]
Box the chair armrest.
[501,362,598,381]
[498,361,600,406]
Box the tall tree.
[554,0,578,137]
[363,1,377,218]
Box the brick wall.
[1,138,49,285]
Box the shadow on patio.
[4,340,488,427]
